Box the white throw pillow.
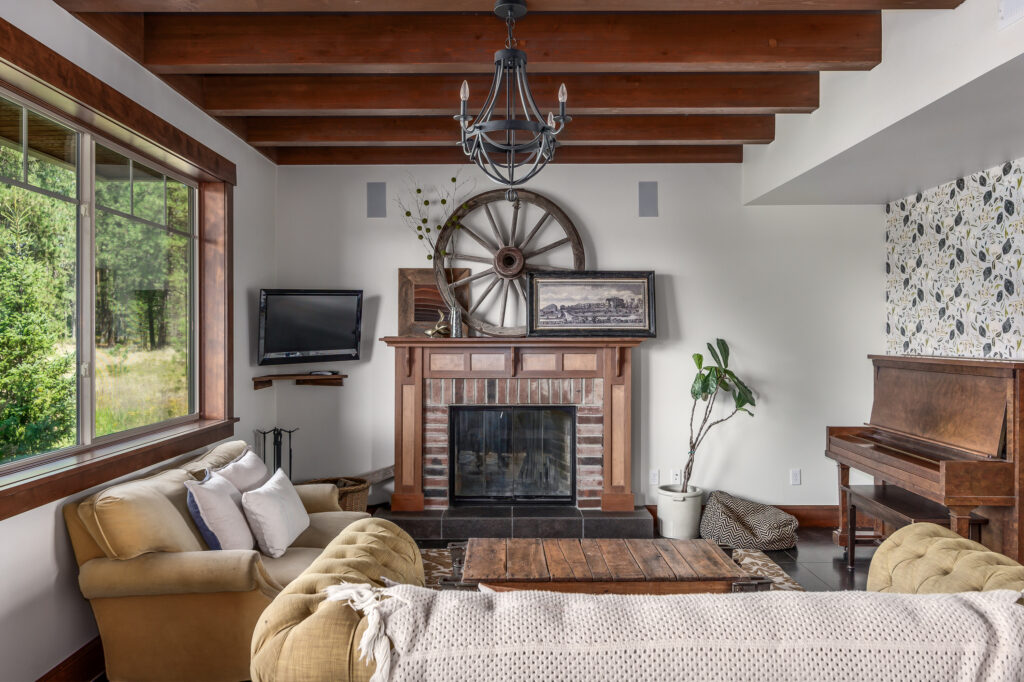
[184,472,254,551]
[242,469,310,558]
[215,448,271,493]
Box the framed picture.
[398,268,470,337]
[526,271,656,337]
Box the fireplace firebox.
[450,406,576,505]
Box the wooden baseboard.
[39,636,104,682]
[647,503,852,531]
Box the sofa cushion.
[185,472,254,551]
[260,547,324,590]
[292,511,372,548]
[243,470,310,558]
[182,439,249,479]
[217,448,271,493]
[868,522,1024,593]
[80,469,204,559]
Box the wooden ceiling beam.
[55,1,964,11]
[196,73,819,117]
[140,13,881,74]
[272,145,743,165]
[244,115,775,146]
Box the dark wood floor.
[766,527,874,591]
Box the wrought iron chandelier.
[455,0,569,200]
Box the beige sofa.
[63,439,372,682]
[250,522,1024,682]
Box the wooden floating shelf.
[252,374,348,390]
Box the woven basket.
[303,476,370,512]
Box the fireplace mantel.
[382,336,647,512]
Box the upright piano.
[826,355,1024,561]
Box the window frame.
[0,18,237,521]
[0,90,202,476]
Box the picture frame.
[398,268,471,337]
[526,270,656,337]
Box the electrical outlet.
[648,470,660,486]
[671,469,682,485]
[789,468,802,485]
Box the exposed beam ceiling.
[140,13,882,74]
[271,145,744,165]
[56,2,963,165]
[56,1,964,11]
[189,73,820,117]
[244,115,776,146]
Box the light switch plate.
[649,470,660,486]
[789,468,802,485]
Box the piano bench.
[843,484,987,571]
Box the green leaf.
[692,353,703,370]
[690,373,705,400]
[706,342,722,367]
[716,339,730,368]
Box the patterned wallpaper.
[886,160,1024,358]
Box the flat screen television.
[258,289,363,365]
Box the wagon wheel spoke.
[523,237,570,260]
[499,280,510,327]
[469,275,501,315]
[509,201,520,247]
[513,277,527,304]
[449,252,492,265]
[456,221,500,254]
[482,204,505,247]
[451,267,495,288]
[518,212,551,251]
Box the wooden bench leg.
[847,501,856,571]
[947,506,975,539]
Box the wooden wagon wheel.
[433,189,585,337]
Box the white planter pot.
[657,484,704,539]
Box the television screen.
[258,289,362,365]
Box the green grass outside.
[95,346,190,436]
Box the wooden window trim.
[0,18,237,520]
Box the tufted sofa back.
[250,516,424,682]
[868,523,1024,594]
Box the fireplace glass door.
[450,406,575,504]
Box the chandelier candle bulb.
[547,112,555,129]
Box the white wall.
[0,2,277,679]
[744,0,1024,204]
[274,163,885,508]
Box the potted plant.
[657,339,756,539]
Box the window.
[0,94,197,468]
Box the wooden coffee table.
[461,537,769,594]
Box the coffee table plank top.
[579,539,612,580]
[652,539,699,580]
[507,538,548,581]
[542,539,575,580]
[463,538,748,588]
[625,539,676,581]
[558,538,594,581]
[462,538,507,581]
[596,539,646,581]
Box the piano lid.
[869,358,1009,459]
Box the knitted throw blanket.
[325,583,1024,682]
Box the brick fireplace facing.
[383,337,646,512]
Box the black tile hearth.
[375,505,653,541]
[375,509,443,540]
[582,508,654,538]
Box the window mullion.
[79,133,96,447]
[20,107,26,183]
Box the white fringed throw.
[324,583,1024,682]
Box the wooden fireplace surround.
[382,337,646,512]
